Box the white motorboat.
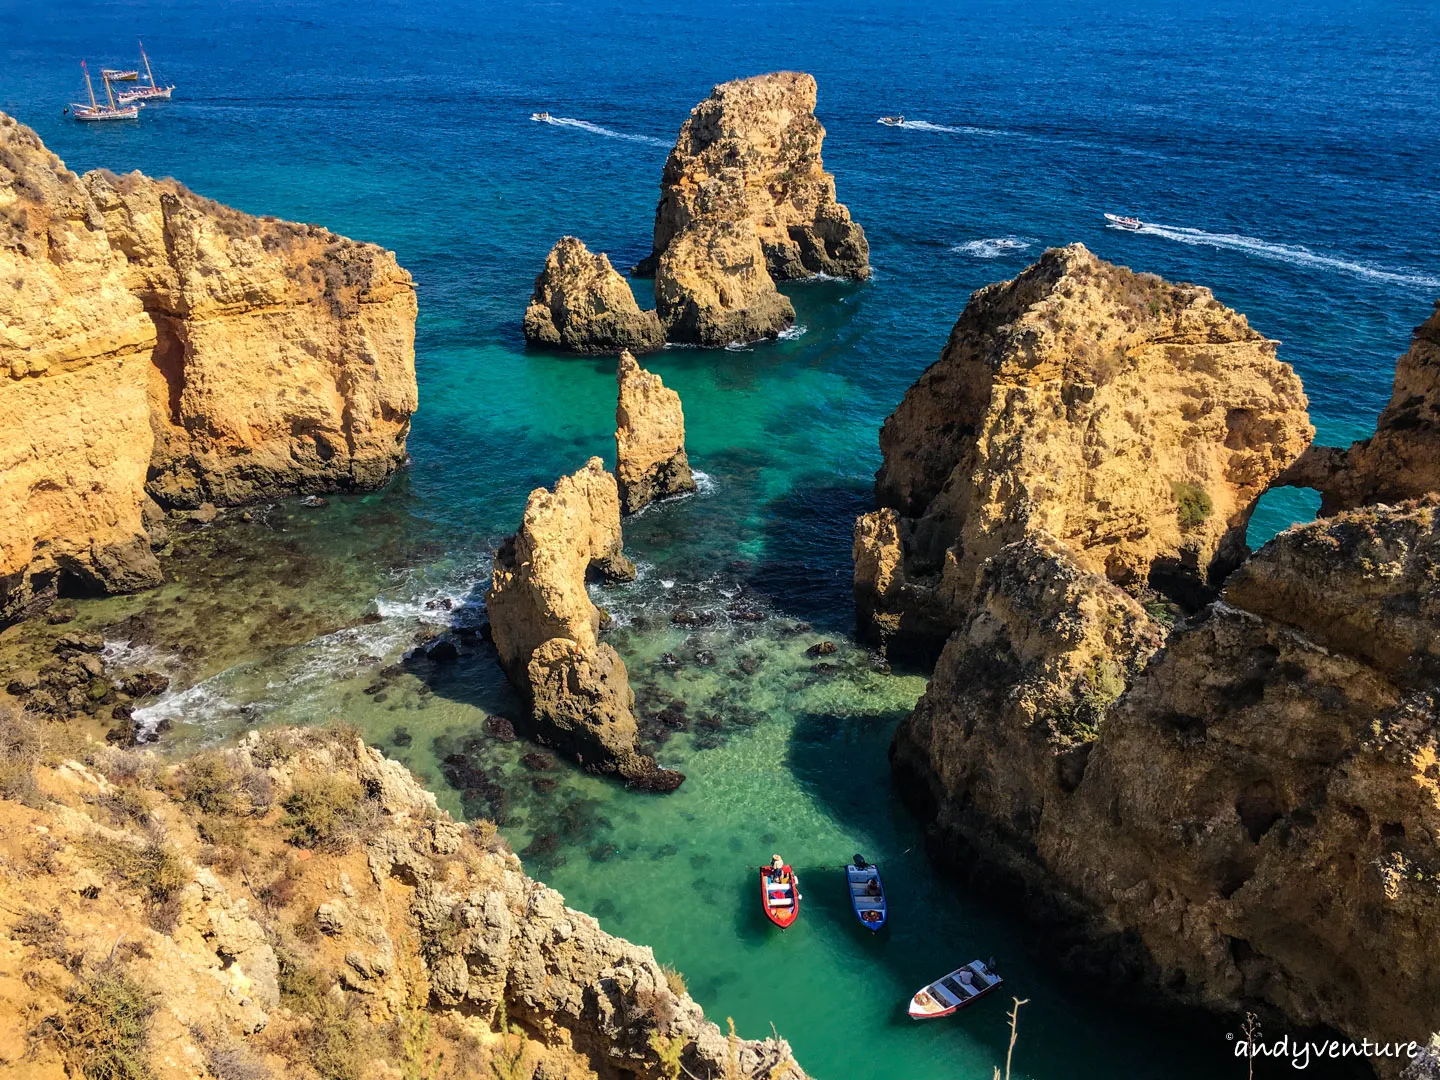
[907,959,1003,1019]
[878,115,905,126]
[1105,213,1144,230]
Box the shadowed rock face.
[855,243,1312,657]
[0,112,418,620]
[615,350,695,514]
[642,71,869,283]
[486,458,682,790]
[1280,300,1440,513]
[523,236,665,354]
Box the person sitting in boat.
[959,968,974,986]
[865,879,881,897]
[769,853,787,882]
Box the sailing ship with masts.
[115,42,175,104]
[70,60,139,122]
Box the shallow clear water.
[4,0,1437,1076]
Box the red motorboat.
[760,865,800,929]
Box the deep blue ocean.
[3,1,1438,1077]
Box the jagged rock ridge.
[615,350,696,514]
[523,236,664,354]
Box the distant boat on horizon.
[69,60,139,122]
[115,41,174,104]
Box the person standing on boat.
[769,853,786,882]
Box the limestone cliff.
[0,113,418,619]
[86,169,418,509]
[0,113,163,618]
[654,218,796,346]
[614,351,695,514]
[0,723,799,1079]
[855,244,1312,656]
[523,237,664,355]
[640,72,868,283]
[1280,300,1440,513]
[486,459,682,790]
[894,501,1440,1064]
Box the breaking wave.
[952,236,1035,259]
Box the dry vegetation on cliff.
[0,717,798,1080]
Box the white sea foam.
[952,236,1035,259]
[1119,220,1440,290]
[691,469,717,496]
[537,115,669,148]
[892,119,1007,136]
[776,324,807,341]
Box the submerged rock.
[855,243,1312,657]
[614,350,697,513]
[486,458,682,790]
[523,236,664,354]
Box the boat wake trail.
[1123,221,1440,290]
[952,236,1035,259]
[898,120,1005,136]
[538,115,669,148]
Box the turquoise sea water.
[4,1,1438,1077]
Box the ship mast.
[140,40,155,88]
[103,68,118,110]
[81,60,98,110]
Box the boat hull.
[907,961,1003,1019]
[117,86,173,104]
[846,864,887,931]
[70,106,140,122]
[760,867,800,929]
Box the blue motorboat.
[846,854,887,931]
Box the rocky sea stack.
[854,242,1312,659]
[0,724,798,1078]
[522,236,665,354]
[615,350,696,514]
[865,245,1440,1065]
[486,459,683,790]
[0,112,418,621]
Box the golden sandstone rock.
[522,236,664,354]
[486,459,682,789]
[0,113,417,620]
[1281,300,1440,512]
[0,726,793,1079]
[641,72,867,346]
[855,243,1312,656]
[614,350,695,514]
[871,243,1440,1060]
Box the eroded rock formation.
[639,72,866,346]
[615,350,696,513]
[0,724,797,1079]
[0,113,418,620]
[1280,300,1440,513]
[523,236,664,354]
[641,72,868,283]
[487,459,682,789]
[855,243,1312,657]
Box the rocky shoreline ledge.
[0,721,803,1079]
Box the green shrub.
[1171,481,1213,529]
[281,775,366,851]
[86,837,189,931]
[49,966,157,1080]
[177,753,240,815]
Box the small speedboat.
[531,111,552,122]
[846,854,887,931]
[1104,213,1144,230]
[908,959,1002,1019]
[760,865,800,929]
[878,115,905,126]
